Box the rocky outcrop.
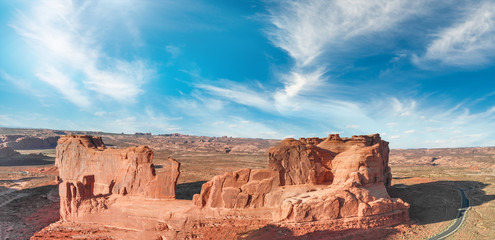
[269,138,334,185]
[56,135,180,220]
[193,133,408,224]
[193,168,280,208]
[1,135,59,150]
[0,145,20,158]
[54,134,408,239]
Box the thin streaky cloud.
[413,1,495,67]
[35,66,91,108]
[10,1,153,105]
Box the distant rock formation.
[0,135,59,150]
[0,145,20,158]
[54,134,409,239]
[55,135,180,220]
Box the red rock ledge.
[40,134,408,239]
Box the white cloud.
[184,1,495,148]
[273,68,327,111]
[263,0,426,109]
[196,82,273,111]
[165,45,181,58]
[94,111,107,116]
[212,121,225,126]
[413,1,495,67]
[36,66,90,108]
[190,0,430,114]
[10,1,153,106]
[0,70,47,99]
[267,0,418,66]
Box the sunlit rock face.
[194,133,408,223]
[54,134,408,239]
[56,135,180,220]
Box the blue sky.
[0,0,494,148]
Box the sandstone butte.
[51,134,409,239]
[0,145,20,158]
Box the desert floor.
[1,136,494,239]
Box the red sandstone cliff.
[193,134,408,224]
[55,135,180,220]
[1,135,59,149]
[53,134,409,239]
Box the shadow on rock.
[176,181,207,200]
[389,180,495,225]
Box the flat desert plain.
[0,128,494,239]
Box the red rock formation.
[55,135,180,220]
[193,133,407,224]
[53,134,408,239]
[269,138,334,185]
[193,168,279,208]
[271,134,404,222]
[1,135,59,149]
[0,145,20,158]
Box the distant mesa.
[0,145,20,158]
[0,135,59,150]
[51,133,409,239]
[134,132,152,135]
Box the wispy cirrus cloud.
[266,0,420,66]
[182,0,495,148]
[199,0,427,112]
[413,1,495,67]
[196,81,273,111]
[264,0,427,107]
[10,0,153,106]
[36,66,90,108]
[193,0,426,115]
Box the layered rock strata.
[55,135,180,220]
[54,134,409,239]
[1,135,59,149]
[193,134,407,224]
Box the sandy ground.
[1,141,495,239]
[0,149,60,240]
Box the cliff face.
[55,135,180,220]
[54,134,408,239]
[193,134,408,224]
[1,135,59,149]
[0,145,20,158]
